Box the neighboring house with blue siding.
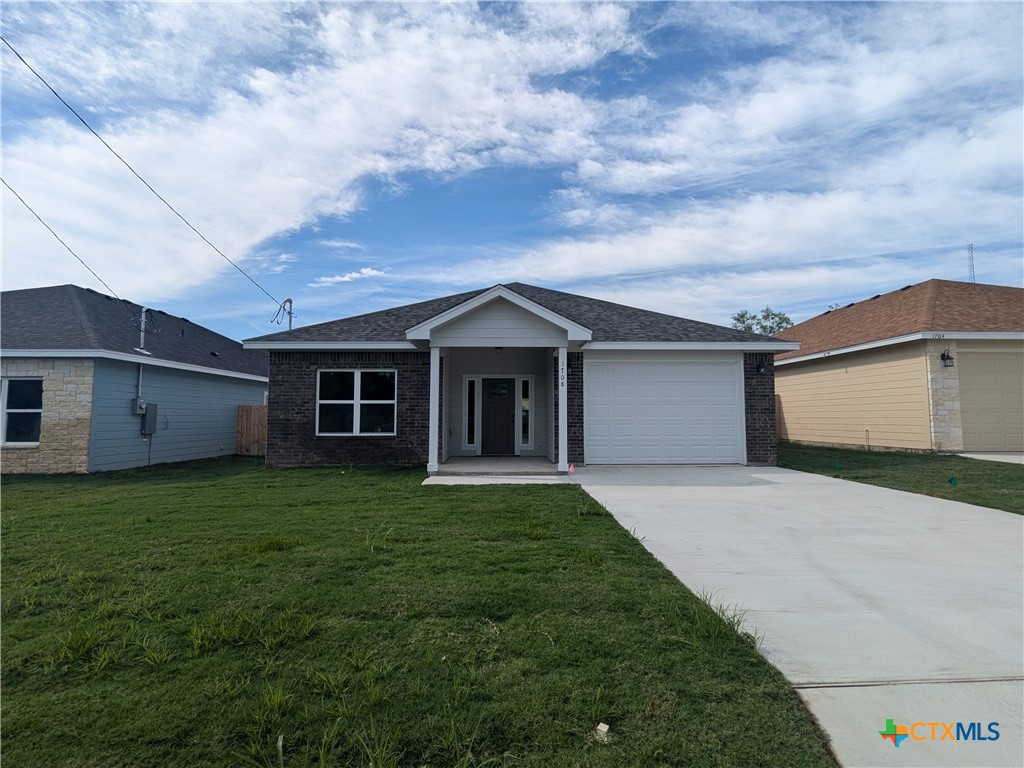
[1,285,268,473]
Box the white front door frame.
[461,374,536,456]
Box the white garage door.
[584,357,745,464]
[959,350,1024,451]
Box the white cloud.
[308,268,388,288]
[317,239,365,251]
[1,1,1019,341]
[2,2,634,301]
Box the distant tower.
[968,243,976,283]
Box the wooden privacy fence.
[237,405,268,456]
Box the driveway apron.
[574,465,1024,767]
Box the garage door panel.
[959,350,1024,451]
[585,359,744,464]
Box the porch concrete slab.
[574,465,1024,767]
[422,475,572,485]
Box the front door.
[482,378,515,455]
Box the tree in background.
[731,306,793,335]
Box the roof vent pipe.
[133,308,152,355]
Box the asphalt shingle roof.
[246,282,775,345]
[774,279,1024,361]
[2,284,268,377]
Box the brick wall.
[266,351,430,468]
[1,358,94,474]
[744,352,778,465]
[567,351,584,464]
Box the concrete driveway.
[574,465,1024,768]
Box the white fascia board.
[2,349,268,382]
[405,285,593,342]
[243,341,418,351]
[582,341,800,352]
[775,331,1023,367]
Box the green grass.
[2,458,836,767]
[779,443,1023,515]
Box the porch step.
[434,468,561,477]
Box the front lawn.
[1,459,835,767]
[779,443,1023,515]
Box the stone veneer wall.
[924,339,963,451]
[743,352,778,465]
[1,358,94,474]
[266,350,430,468]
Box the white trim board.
[244,341,418,351]
[582,341,799,352]
[2,349,268,383]
[776,331,1024,366]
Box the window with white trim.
[2,378,43,445]
[317,370,396,436]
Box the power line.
[1,35,289,315]
[1,176,134,316]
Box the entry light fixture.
[940,348,955,368]
[755,360,767,375]
[494,347,503,355]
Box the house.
[1,284,269,474]
[773,279,1024,452]
[243,283,798,472]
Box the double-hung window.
[317,370,396,436]
[2,378,43,445]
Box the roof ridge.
[66,284,107,349]
[921,278,940,330]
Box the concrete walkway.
[955,452,1024,465]
[574,465,1024,767]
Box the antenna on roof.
[272,298,295,330]
[967,243,976,283]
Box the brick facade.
[567,351,584,464]
[743,352,778,465]
[1,358,94,474]
[266,349,779,469]
[266,351,431,468]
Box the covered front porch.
[427,344,570,474]
[408,285,590,475]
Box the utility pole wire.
[1,35,285,311]
[2,176,134,316]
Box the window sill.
[1,443,41,449]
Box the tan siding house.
[775,280,1023,453]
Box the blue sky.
[2,1,1021,342]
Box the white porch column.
[427,345,440,473]
[557,345,569,472]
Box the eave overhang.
[2,349,269,382]
[582,341,801,352]
[243,341,418,351]
[775,331,1023,366]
